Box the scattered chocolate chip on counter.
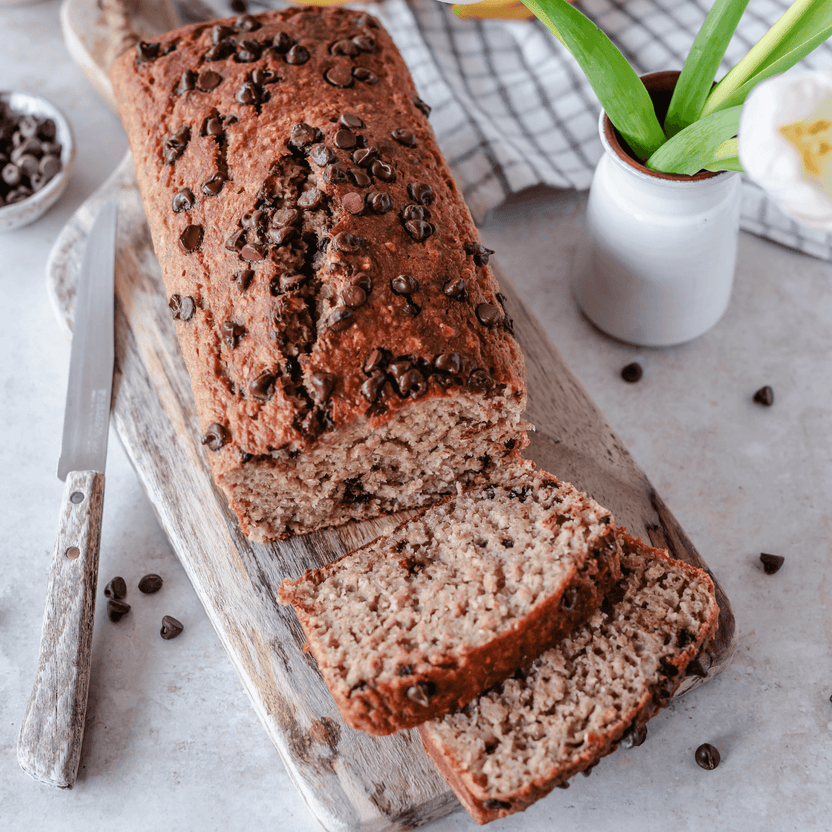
[107,598,131,622]
[138,573,164,593]
[160,615,184,640]
[104,576,127,600]
[760,553,785,575]
[621,362,643,383]
[753,385,774,406]
[694,743,721,770]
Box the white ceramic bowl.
[0,91,76,233]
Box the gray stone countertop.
[1,3,830,831]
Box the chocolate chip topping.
[404,219,434,242]
[236,81,260,106]
[350,272,373,294]
[324,164,351,185]
[235,39,262,63]
[298,188,324,209]
[443,277,466,299]
[352,67,379,84]
[434,352,461,374]
[324,65,354,88]
[268,226,297,246]
[168,294,196,321]
[235,14,260,32]
[370,160,396,182]
[240,242,266,262]
[331,39,359,57]
[271,207,300,227]
[251,67,278,86]
[310,143,337,166]
[241,208,265,228]
[350,169,372,188]
[285,44,310,65]
[328,306,354,331]
[621,362,643,383]
[360,371,387,403]
[408,182,433,205]
[753,385,774,406]
[104,576,127,599]
[197,69,222,91]
[401,204,429,222]
[138,573,163,594]
[476,303,502,327]
[177,70,196,94]
[398,369,427,398]
[334,128,357,149]
[226,228,246,251]
[363,347,388,374]
[391,274,418,295]
[353,34,376,53]
[695,743,720,770]
[178,224,203,253]
[414,96,432,117]
[107,598,131,622]
[760,553,785,574]
[211,24,234,44]
[391,128,417,147]
[201,172,226,196]
[341,192,364,214]
[309,372,336,403]
[333,231,360,253]
[202,422,229,451]
[339,113,365,129]
[232,269,254,291]
[203,116,224,136]
[162,126,190,164]
[352,146,378,167]
[465,241,495,266]
[483,799,511,812]
[204,40,235,62]
[467,368,494,394]
[342,285,367,308]
[273,31,295,53]
[136,40,161,62]
[221,320,246,348]
[172,187,194,213]
[290,122,321,149]
[160,615,184,640]
[249,372,276,401]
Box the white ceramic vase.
[573,73,742,347]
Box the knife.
[17,199,117,789]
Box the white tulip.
[738,71,832,229]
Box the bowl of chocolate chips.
[0,91,76,232]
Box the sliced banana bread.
[418,532,719,824]
[278,465,620,734]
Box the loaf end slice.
[418,532,719,824]
[278,465,621,735]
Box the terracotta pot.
[572,72,742,347]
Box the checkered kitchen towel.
[193,0,832,260]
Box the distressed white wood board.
[46,154,736,831]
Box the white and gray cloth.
[197,0,832,260]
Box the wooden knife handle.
[17,471,105,789]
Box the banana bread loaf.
[278,464,621,735]
[110,6,528,541]
[418,532,719,824]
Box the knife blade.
[17,199,117,789]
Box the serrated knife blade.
[18,199,117,789]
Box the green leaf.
[521,0,666,159]
[646,107,742,176]
[702,22,832,114]
[702,138,744,172]
[704,0,832,115]
[664,0,751,137]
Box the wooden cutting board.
[46,154,736,831]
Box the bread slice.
[278,465,620,734]
[418,532,719,824]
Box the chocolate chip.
[352,146,378,167]
[290,122,321,149]
[363,348,388,374]
[235,39,262,62]
[687,653,712,678]
[226,228,246,251]
[240,243,266,262]
[235,14,260,32]
[233,269,254,291]
[350,272,373,294]
[163,127,190,164]
[483,800,510,812]
[340,113,365,129]
[328,306,354,331]
[201,172,225,196]
[414,96,431,117]
[160,615,184,639]
[107,598,131,622]
[352,67,378,84]
[221,320,246,348]
[370,159,395,182]
[753,385,774,406]
[178,225,203,253]
[388,360,412,380]
[197,69,222,91]
[177,69,196,93]
[621,362,643,383]
[467,368,493,394]
[334,128,357,150]
[464,241,494,265]
[236,81,259,105]
[402,300,421,316]
[760,553,785,574]
[324,164,351,185]
[324,65,354,88]
[331,39,359,57]
[348,169,370,188]
[310,143,337,166]
[620,722,648,749]
[309,372,336,403]
[272,207,301,228]
[695,743,720,770]
[476,303,502,327]
[353,34,376,53]
[249,372,275,401]
[203,116,224,137]
[333,231,360,253]
[136,40,161,62]
[443,277,466,299]
[104,576,127,600]
[408,182,433,205]
[202,423,229,451]
[168,294,195,321]
[434,352,461,374]
[273,31,295,53]
[273,273,306,294]
[211,24,234,44]
[365,191,391,214]
[285,44,310,65]
[360,372,387,403]
[406,683,431,707]
[241,208,266,228]
[268,226,297,246]
[204,40,234,61]
[298,188,324,210]
[342,285,367,308]
[341,192,364,215]
[391,128,417,147]
[138,573,164,594]
[251,67,277,85]
[404,219,433,241]
[391,274,418,295]
[399,369,427,397]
